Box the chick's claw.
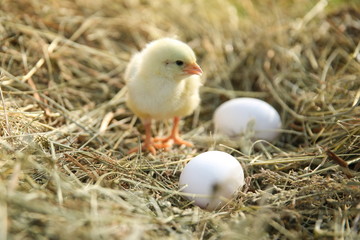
[154,136,193,147]
[128,140,171,155]
[127,145,156,155]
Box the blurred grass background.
[0,0,359,239]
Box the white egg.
[179,151,244,211]
[213,98,282,141]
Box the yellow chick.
[125,38,203,154]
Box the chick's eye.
[175,60,184,66]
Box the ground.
[0,0,359,239]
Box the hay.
[0,0,359,239]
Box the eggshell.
[213,98,282,141]
[179,151,244,211]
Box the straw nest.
[0,0,359,239]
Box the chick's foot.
[154,117,193,147]
[154,135,193,147]
[128,139,171,155]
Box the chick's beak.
[183,62,203,76]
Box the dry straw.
[0,0,359,239]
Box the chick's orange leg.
[128,120,170,155]
[154,117,193,147]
